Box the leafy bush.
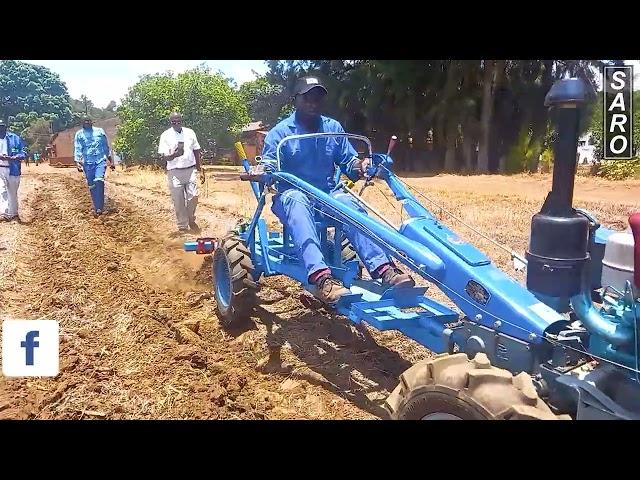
[597,159,640,180]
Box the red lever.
[387,135,398,156]
[196,238,218,255]
[629,213,640,288]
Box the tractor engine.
[524,78,640,373]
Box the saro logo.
[2,320,59,377]
[604,64,634,160]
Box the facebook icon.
[2,320,59,377]
[21,331,40,366]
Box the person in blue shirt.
[74,116,114,216]
[0,119,27,222]
[262,76,414,305]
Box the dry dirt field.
[0,163,638,420]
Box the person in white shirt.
[157,113,205,233]
[0,119,27,222]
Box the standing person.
[261,76,414,306]
[0,119,27,222]
[74,116,114,216]
[157,112,205,233]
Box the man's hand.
[199,170,206,185]
[75,161,83,172]
[173,144,184,158]
[353,157,373,178]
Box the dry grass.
[108,165,640,367]
[113,166,640,273]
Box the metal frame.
[185,131,640,419]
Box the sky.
[22,60,269,109]
[22,59,640,110]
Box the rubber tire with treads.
[212,235,259,327]
[385,353,571,420]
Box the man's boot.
[315,274,351,305]
[379,265,415,289]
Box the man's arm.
[100,129,113,167]
[74,131,84,165]
[9,135,27,161]
[261,127,283,164]
[158,132,179,163]
[333,123,362,181]
[191,131,202,170]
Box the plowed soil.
[1,164,638,419]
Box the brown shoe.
[381,267,415,289]
[315,275,351,305]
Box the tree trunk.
[478,60,494,173]
[493,60,507,173]
[499,154,507,173]
[444,123,457,171]
[462,132,474,172]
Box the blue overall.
[262,112,391,279]
[74,127,109,212]
[0,132,26,219]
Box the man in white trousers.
[0,119,27,222]
[157,112,205,233]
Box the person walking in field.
[74,116,114,216]
[157,112,205,233]
[0,119,27,222]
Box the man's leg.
[7,175,21,219]
[272,189,350,304]
[0,169,11,220]
[273,189,327,278]
[330,190,415,288]
[185,167,200,229]
[92,162,106,213]
[83,163,99,212]
[167,169,189,231]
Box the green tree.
[239,73,284,126]
[114,66,250,162]
[23,118,52,154]
[70,97,117,123]
[589,90,640,162]
[257,60,602,174]
[0,60,74,134]
[587,88,640,179]
[80,94,92,114]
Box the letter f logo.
[20,330,40,366]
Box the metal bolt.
[475,314,482,322]
[529,333,537,341]
[494,320,502,329]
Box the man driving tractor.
[261,76,415,306]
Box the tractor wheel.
[385,353,571,420]
[212,235,259,328]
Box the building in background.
[48,118,120,167]
[577,132,596,165]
